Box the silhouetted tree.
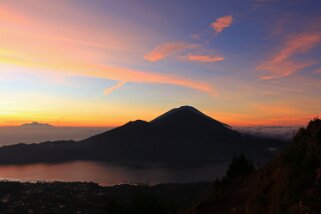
[225,153,255,180]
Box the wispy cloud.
[0,48,217,96]
[144,15,232,63]
[95,66,217,95]
[0,3,217,96]
[254,0,280,3]
[257,32,321,79]
[144,42,196,62]
[259,61,315,80]
[144,42,225,64]
[314,68,321,74]
[210,15,233,34]
[183,54,225,63]
[104,81,126,95]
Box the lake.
[0,161,229,186]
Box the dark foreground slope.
[193,118,321,214]
[0,106,286,165]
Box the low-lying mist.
[0,125,112,146]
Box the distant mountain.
[0,106,287,165]
[19,122,54,129]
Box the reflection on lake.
[0,161,229,186]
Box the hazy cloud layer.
[234,125,299,140]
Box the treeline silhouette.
[194,118,321,213]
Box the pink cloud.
[210,15,233,34]
[184,54,225,63]
[95,66,217,96]
[144,42,196,62]
[104,81,126,95]
[273,33,321,63]
[313,68,321,74]
[257,32,321,79]
[259,60,315,80]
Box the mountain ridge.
[0,106,287,165]
[19,122,54,128]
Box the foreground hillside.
[193,118,321,214]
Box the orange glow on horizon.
[0,108,313,127]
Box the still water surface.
[0,161,229,186]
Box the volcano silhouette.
[0,106,286,165]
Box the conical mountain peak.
[150,105,230,128]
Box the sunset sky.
[0,0,321,127]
